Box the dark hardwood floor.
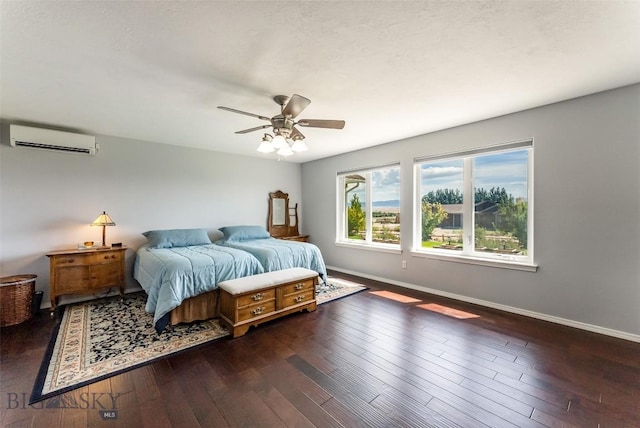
[2,270,639,427]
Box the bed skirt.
[169,289,220,325]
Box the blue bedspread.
[216,238,327,283]
[134,244,264,332]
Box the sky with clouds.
[345,149,529,207]
[421,149,529,200]
[347,167,401,205]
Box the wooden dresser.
[278,235,309,242]
[218,268,318,337]
[46,247,126,313]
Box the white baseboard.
[327,265,640,344]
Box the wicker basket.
[0,274,36,327]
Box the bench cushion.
[219,268,318,295]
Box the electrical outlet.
[401,260,407,269]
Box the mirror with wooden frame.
[268,190,290,238]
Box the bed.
[133,228,265,333]
[216,225,328,284]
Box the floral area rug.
[30,276,366,404]
[316,276,367,302]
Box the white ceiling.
[1,1,639,163]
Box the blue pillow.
[219,225,271,242]
[142,228,212,249]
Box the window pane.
[419,159,464,250]
[473,150,528,255]
[339,165,401,247]
[371,167,400,244]
[344,174,366,240]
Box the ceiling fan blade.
[281,94,311,118]
[296,119,345,129]
[235,124,271,134]
[290,127,305,140]
[217,106,271,121]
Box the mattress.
[133,243,264,332]
[216,237,327,283]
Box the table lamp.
[91,211,115,247]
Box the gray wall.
[302,84,640,340]
[0,130,302,307]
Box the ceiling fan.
[217,94,345,156]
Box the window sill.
[335,241,402,254]
[410,250,538,272]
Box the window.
[337,164,401,250]
[413,140,533,266]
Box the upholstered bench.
[218,268,319,337]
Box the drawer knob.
[295,283,304,290]
[294,295,306,303]
[251,307,265,316]
[251,292,264,301]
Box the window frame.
[336,163,402,253]
[412,140,536,270]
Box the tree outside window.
[338,166,401,246]
[415,143,533,263]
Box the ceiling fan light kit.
[271,133,287,150]
[257,134,275,153]
[277,144,294,157]
[218,94,345,158]
[291,139,308,152]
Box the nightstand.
[46,247,126,313]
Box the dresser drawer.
[282,290,314,307]
[278,235,309,242]
[93,252,122,263]
[51,251,122,267]
[237,300,276,322]
[280,278,315,296]
[236,288,276,308]
[51,254,92,267]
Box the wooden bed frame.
[169,289,220,325]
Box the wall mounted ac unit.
[9,124,97,155]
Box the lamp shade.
[91,211,115,227]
